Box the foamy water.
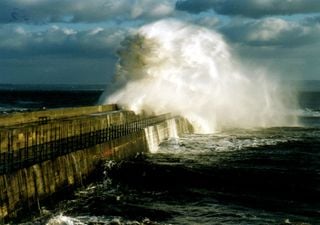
[35,126,319,225]
[102,19,297,133]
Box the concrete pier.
[0,105,193,220]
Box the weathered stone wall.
[0,107,193,220]
[0,109,137,156]
[0,131,149,219]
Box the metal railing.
[0,114,172,175]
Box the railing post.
[7,130,12,172]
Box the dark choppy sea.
[0,89,102,114]
[2,88,320,225]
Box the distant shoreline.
[0,84,106,91]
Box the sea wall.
[0,132,148,219]
[0,106,193,220]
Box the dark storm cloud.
[218,16,320,80]
[0,24,126,84]
[176,0,320,18]
[220,17,320,47]
[0,0,319,83]
[0,0,177,84]
[0,25,128,58]
[0,0,175,23]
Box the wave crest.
[102,19,297,132]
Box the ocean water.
[0,89,102,114]
[2,88,320,225]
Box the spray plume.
[102,19,297,133]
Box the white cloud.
[15,26,26,34]
[148,1,175,17]
[89,27,104,35]
[62,27,77,35]
[247,18,295,42]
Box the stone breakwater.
[0,105,193,220]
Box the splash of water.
[46,214,84,225]
[102,19,297,133]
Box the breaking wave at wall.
[101,19,297,133]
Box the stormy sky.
[0,0,319,84]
